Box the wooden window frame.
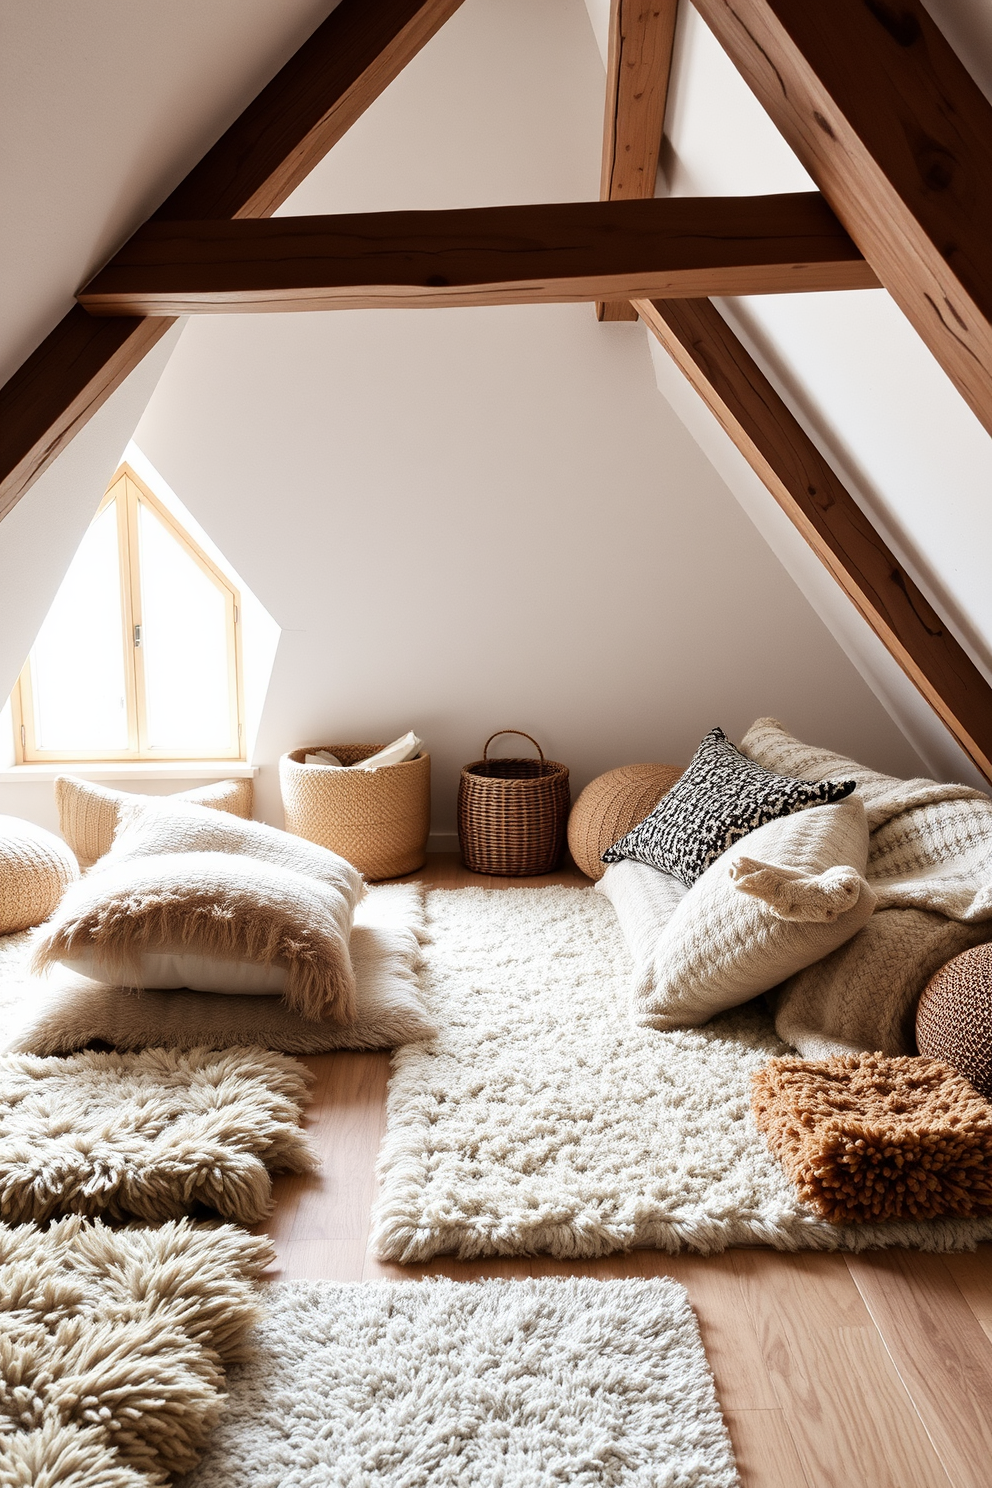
[11,462,245,763]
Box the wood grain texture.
[258,855,992,1488]
[846,1251,992,1488]
[77,193,877,315]
[598,0,679,322]
[692,0,992,439]
[633,295,992,785]
[0,0,465,520]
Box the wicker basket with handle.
[458,731,570,876]
[279,744,430,881]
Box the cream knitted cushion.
[0,816,79,934]
[634,796,876,1030]
[54,775,253,868]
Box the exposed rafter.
[0,0,466,523]
[598,0,679,322]
[76,194,877,315]
[692,0,992,440]
[634,295,992,783]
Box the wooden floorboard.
[261,853,992,1488]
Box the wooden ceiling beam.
[0,0,465,523]
[634,295,992,783]
[598,0,679,322]
[77,193,878,315]
[692,0,992,440]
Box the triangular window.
[12,463,244,762]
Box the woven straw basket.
[279,745,431,881]
[458,731,570,876]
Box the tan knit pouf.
[0,815,79,934]
[916,944,992,1100]
[567,763,682,881]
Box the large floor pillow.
[55,774,254,867]
[773,908,992,1059]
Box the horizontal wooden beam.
[634,295,992,783]
[693,0,992,440]
[78,194,878,315]
[0,0,465,522]
[598,0,679,322]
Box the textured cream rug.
[0,1214,272,1484]
[177,1277,739,1488]
[0,1045,316,1225]
[372,887,992,1260]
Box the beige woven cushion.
[635,796,876,1029]
[567,764,682,881]
[54,775,253,868]
[0,816,79,934]
[917,944,992,1100]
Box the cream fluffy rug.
[0,1215,273,1484]
[0,1046,316,1225]
[177,1277,739,1488]
[372,887,992,1260]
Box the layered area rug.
[0,1046,316,1224]
[0,1215,273,1483]
[177,1276,739,1488]
[372,887,992,1260]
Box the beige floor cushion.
[0,815,79,933]
[31,850,357,1023]
[55,774,253,867]
[633,796,876,1029]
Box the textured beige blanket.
[742,720,992,1057]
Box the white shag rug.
[372,887,992,1260]
[0,1045,317,1225]
[177,1277,740,1488]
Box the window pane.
[31,502,129,751]
[138,499,234,751]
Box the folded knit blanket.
[741,720,992,1057]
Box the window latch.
[133,624,142,648]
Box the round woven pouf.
[567,763,682,881]
[916,943,992,1100]
[0,814,79,934]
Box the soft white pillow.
[634,796,876,1029]
[61,948,287,995]
[596,860,687,970]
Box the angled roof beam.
[692,0,992,441]
[77,194,878,314]
[0,0,466,523]
[598,0,679,322]
[634,295,992,783]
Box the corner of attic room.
[1,2,991,1486]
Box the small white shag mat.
[177,1276,740,1488]
[372,887,992,1260]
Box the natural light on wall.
[9,446,279,764]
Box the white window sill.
[0,762,258,783]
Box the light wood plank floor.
[261,855,992,1488]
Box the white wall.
[0,0,337,385]
[126,0,925,838]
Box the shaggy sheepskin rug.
[0,1046,317,1225]
[372,887,992,1260]
[0,1215,273,1484]
[176,1276,739,1488]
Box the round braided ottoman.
[916,943,992,1100]
[567,763,681,881]
[0,815,79,934]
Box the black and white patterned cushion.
[601,726,856,886]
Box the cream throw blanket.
[741,719,992,1057]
